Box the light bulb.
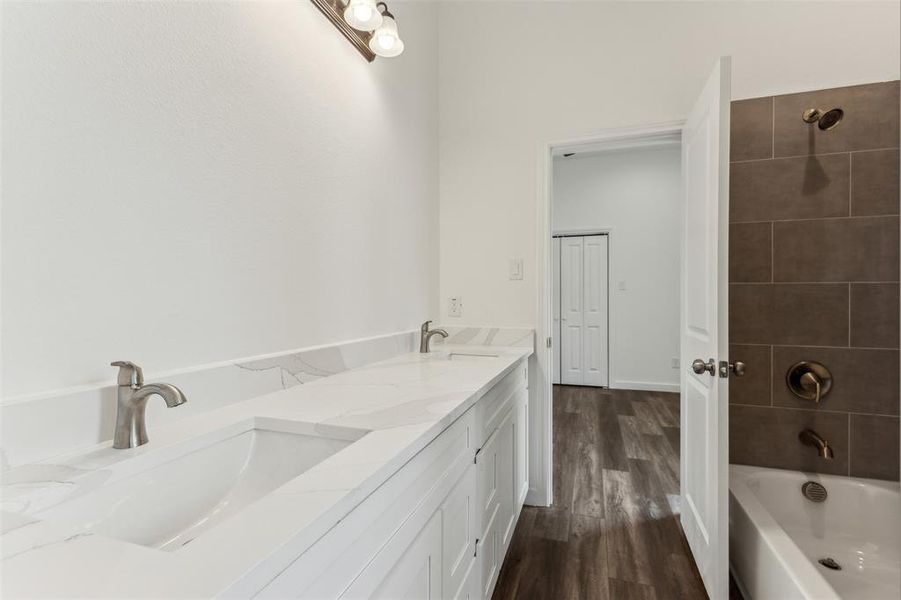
[377,33,396,51]
[368,14,404,57]
[343,0,382,31]
[352,4,372,23]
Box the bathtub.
[729,464,900,600]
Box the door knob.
[692,358,716,375]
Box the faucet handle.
[421,320,432,332]
[111,361,144,388]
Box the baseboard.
[611,380,680,393]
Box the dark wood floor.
[491,386,708,600]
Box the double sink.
[13,350,500,554]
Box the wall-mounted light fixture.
[311,0,405,62]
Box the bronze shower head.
[802,107,844,131]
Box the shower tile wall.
[728,81,900,481]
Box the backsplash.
[0,331,418,470]
[729,81,900,481]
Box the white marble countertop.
[0,344,532,598]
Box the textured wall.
[728,81,900,481]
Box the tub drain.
[802,481,828,502]
[818,557,841,570]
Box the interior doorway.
[529,58,733,600]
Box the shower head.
[802,107,844,131]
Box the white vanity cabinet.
[256,358,529,600]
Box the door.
[560,236,584,384]
[582,235,608,387]
[559,235,609,386]
[552,237,561,385]
[679,57,731,600]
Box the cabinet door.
[514,389,529,506]
[476,407,515,600]
[476,505,500,600]
[443,464,477,600]
[344,510,443,600]
[495,409,516,557]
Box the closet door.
[582,236,609,387]
[552,237,561,385]
[560,237,584,385]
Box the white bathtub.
[730,464,900,600]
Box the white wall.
[438,0,901,328]
[1,1,439,397]
[554,145,682,391]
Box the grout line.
[730,342,898,351]
[731,280,900,285]
[730,146,900,165]
[729,403,900,418]
[732,215,900,225]
[769,345,774,407]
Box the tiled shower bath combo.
[727,81,900,600]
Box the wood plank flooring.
[491,386,708,600]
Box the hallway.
[492,386,708,599]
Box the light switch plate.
[448,297,462,317]
[671,357,680,369]
[509,258,523,280]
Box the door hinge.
[546,336,552,348]
[474,538,481,557]
[474,447,482,465]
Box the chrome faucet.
[799,428,834,460]
[111,361,187,449]
[420,320,448,353]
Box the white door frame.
[531,122,684,508]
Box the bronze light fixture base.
[311,0,376,62]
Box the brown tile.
[731,97,773,162]
[730,283,848,346]
[772,346,899,415]
[851,283,900,348]
[774,81,900,157]
[729,344,771,406]
[730,222,772,282]
[850,414,900,481]
[730,154,850,223]
[852,149,900,216]
[729,405,849,475]
[773,217,899,282]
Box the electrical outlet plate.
[448,297,462,317]
[671,358,680,369]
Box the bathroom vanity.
[0,345,532,599]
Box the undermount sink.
[447,352,499,361]
[36,418,366,551]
